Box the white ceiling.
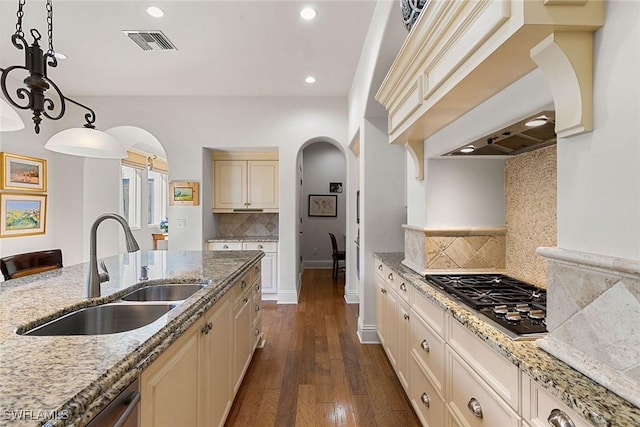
[0,0,386,98]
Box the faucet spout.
[86,213,140,298]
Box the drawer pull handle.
[378,264,383,271]
[388,273,393,280]
[467,398,483,419]
[548,409,576,427]
[400,283,407,292]
[420,392,430,407]
[403,313,410,321]
[241,280,247,289]
[243,297,249,304]
[421,340,430,352]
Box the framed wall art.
[308,194,337,217]
[169,181,199,206]
[329,182,342,193]
[0,152,47,192]
[0,193,47,238]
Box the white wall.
[301,142,346,267]
[27,96,347,303]
[557,0,640,260]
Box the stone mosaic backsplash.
[505,145,557,288]
[403,225,506,273]
[215,213,279,237]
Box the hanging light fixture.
[0,0,125,158]
[0,98,25,131]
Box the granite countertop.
[207,236,278,242]
[375,252,640,427]
[0,250,263,427]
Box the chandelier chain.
[15,0,26,38]
[46,0,54,55]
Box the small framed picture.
[308,194,337,217]
[169,181,200,206]
[329,182,342,193]
[0,152,47,192]
[0,193,47,238]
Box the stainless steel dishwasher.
[86,379,140,427]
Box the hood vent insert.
[123,30,177,51]
[446,111,556,156]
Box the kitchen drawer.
[410,353,446,427]
[250,262,261,285]
[375,257,386,278]
[411,285,446,338]
[383,268,401,294]
[242,241,277,252]
[208,241,242,251]
[521,372,591,427]
[448,318,519,410]
[448,349,520,427]
[231,274,252,308]
[411,308,446,395]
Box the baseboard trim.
[344,292,359,304]
[357,317,380,344]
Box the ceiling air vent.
[123,30,177,51]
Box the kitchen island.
[0,250,263,427]
[375,252,640,426]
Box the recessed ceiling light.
[460,146,475,153]
[525,117,547,127]
[146,6,165,18]
[300,7,317,20]
[305,76,316,84]
[54,52,67,60]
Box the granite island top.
[207,236,278,242]
[0,250,263,427]
[375,252,640,427]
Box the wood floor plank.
[226,268,420,427]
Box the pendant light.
[0,98,25,132]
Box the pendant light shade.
[0,98,25,132]
[45,127,127,159]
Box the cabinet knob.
[403,313,410,321]
[388,273,393,280]
[258,244,263,249]
[381,288,387,294]
[420,340,430,352]
[254,328,260,336]
[255,266,260,273]
[223,245,229,249]
[467,398,483,419]
[243,296,249,304]
[420,392,430,407]
[255,304,260,312]
[255,284,261,291]
[378,264,383,271]
[241,280,247,289]
[548,409,576,427]
[400,283,407,292]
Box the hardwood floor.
[225,269,421,427]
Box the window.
[121,165,142,229]
[148,170,168,226]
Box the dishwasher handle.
[113,391,141,427]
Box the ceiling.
[0,0,385,98]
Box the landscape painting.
[169,181,199,206]
[0,193,47,237]
[0,152,47,192]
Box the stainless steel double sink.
[21,283,207,336]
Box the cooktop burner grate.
[424,274,547,340]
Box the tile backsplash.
[215,213,279,237]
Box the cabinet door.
[199,294,232,427]
[396,298,411,392]
[232,290,252,395]
[247,161,278,210]
[214,160,247,209]
[376,276,388,347]
[140,324,199,427]
[260,251,277,295]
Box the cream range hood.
[445,111,556,156]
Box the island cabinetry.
[212,151,279,212]
[250,263,264,350]
[141,264,261,427]
[375,259,397,368]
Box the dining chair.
[0,249,63,281]
[329,233,345,282]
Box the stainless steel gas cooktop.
[424,274,547,340]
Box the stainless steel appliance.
[424,274,547,340]
[86,379,140,427]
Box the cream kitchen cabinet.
[207,240,278,299]
[212,159,279,212]
[141,265,261,427]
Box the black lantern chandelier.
[0,0,98,134]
